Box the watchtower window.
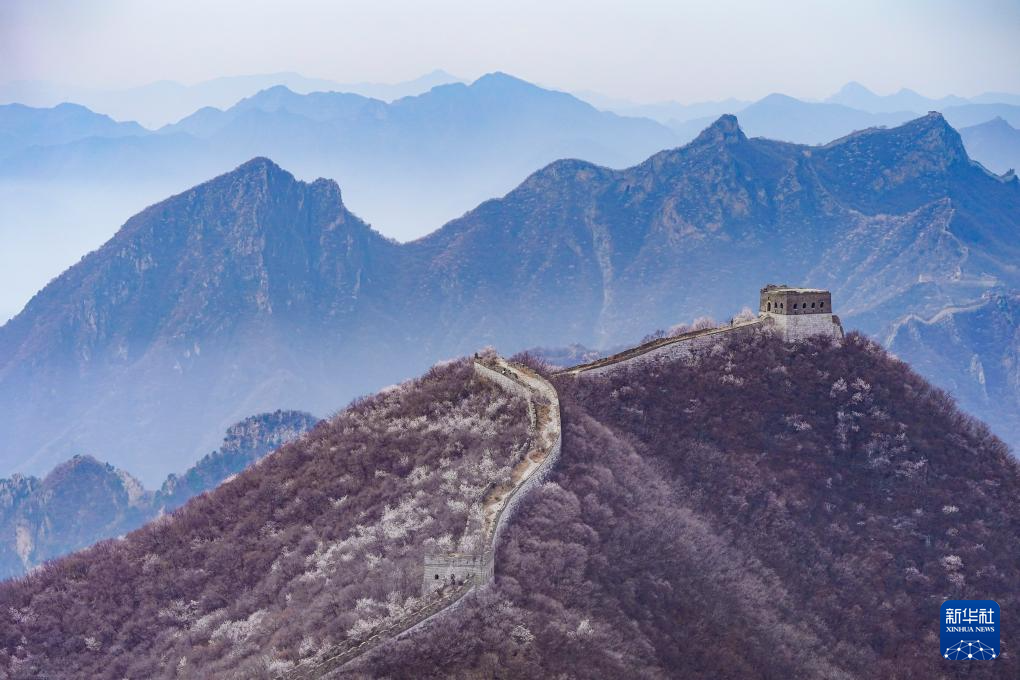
[820,301,825,308]
[811,302,816,308]
[767,302,771,311]
[793,303,798,309]
[434,574,439,580]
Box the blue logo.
[941,600,999,660]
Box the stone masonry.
[759,283,843,342]
[421,553,490,592]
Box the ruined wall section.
[482,370,561,578]
[285,359,561,678]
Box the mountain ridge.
[0,102,146,158]
[2,112,1019,482]
[0,70,464,128]
[0,73,678,243]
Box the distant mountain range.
[667,93,918,145]
[0,70,463,128]
[959,117,1020,174]
[580,80,1020,125]
[824,81,971,113]
[664,93,1020,147]
[4,75,1020,329]
[0,102,145,158]
[0,410,316,578]
[2,111,1018,485]
[573,81,1020,152]
[0,73,677,263]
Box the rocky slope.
[3,112,1019,482]
[153,410,319,512]
[402,111,1020,401]
[887,293,1020,458]
[0,156,376,482]
[0,457,149,579]
[0,410,316,578]
[1,332,1016,679]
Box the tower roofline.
[761,283,828,294]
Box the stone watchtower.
[759,284,843,342]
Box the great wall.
[278,284,841,678]
[279,357,562,679]
[558,284,843,377]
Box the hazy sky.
[2,0,1019,102]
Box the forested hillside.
[359,332,1019,679]
[2,332,1016,678]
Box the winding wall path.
[278,357,560,679]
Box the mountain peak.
[44,454,126,489]
[56,453,106,472]
[471,71,536,91]
[691,114,747,146]
[234,155,283,174]
[217,156,298,188]
[981,115,1015,131]
[757,92,800,105]
[237,84,301,110]
[836,81,874,96]
[253,84,296,97]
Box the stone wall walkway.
[556,317,764,376]
[277,357,561,679]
